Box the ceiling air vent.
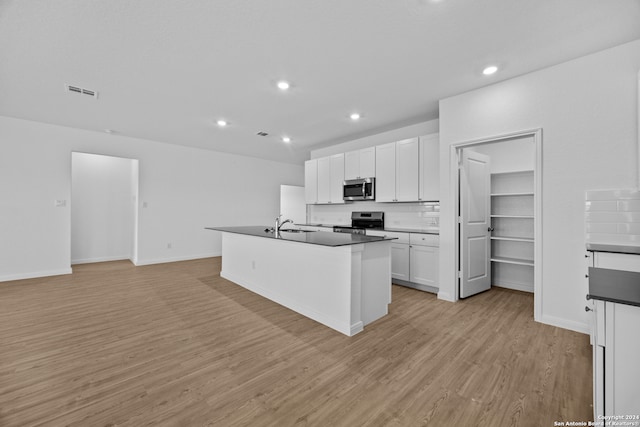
[65,84,98,99]
[256,131,269,137]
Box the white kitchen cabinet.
[304,159,318,204]
[344,147,376,180]
[419,133,439,201]
[395,138,419,201]
[313,154,344,205]
[317,156,331,203]
[367,230,438,291]
[375,142,396,202]
[375,138,419,203]
[409,233,439,287]
[391,243,410,281]
[329,153,345,204]
[588,251,640,420]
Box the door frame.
[70,152,140,266]
[450,128,542,321]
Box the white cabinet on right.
[588,251,640,421]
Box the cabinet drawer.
[409,233,439,247]
[367,230,409,244]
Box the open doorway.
[455,130,542,319]
[71,152,139,266]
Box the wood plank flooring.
[0,258,592,426]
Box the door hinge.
[458,270,462,279]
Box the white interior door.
[459,150,491,298]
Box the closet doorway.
[71,152,139,266]
[455,130,542,319]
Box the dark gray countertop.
[206,226,397,247]
[588,267,640,308]
[297,224,439,235]
[586,243,640,255]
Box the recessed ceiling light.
[350,112,361,121]
[282,136,291,143]
[482,65,498,75]
[216,119,228,127]
[277,81,290,90]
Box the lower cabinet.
[409,244,438,287]
[588,251,640,420]
[368,230,439,292]
[391,242,410,281]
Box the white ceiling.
[1,1,639,164]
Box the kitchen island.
[206,226,395,336]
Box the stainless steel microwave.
[343,178,375,201]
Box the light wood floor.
[0,258,592,426]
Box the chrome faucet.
[275,214,294,232]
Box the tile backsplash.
[308,201,439,231]
[585,189,640,245]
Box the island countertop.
[206,226,396,247]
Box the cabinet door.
[375,142,396,202]
[391,243,410,281]
[409,245,439,287]
[605,301,640,417]
[304,159,318,204]
[360,147,376,178]
[316,156,331,204]
[344,150,360,180]
[395,137,419,202]
[419,134,439,201]
[329,153,345,204]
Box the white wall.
[71,153,137,264]
[438,39,640,333]
[280,185,306,224]
[0,116,304,281]
[311,119,439,158]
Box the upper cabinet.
[314,154,345,205]
[419,134,439,201]
[304,159,318,204]
[376,138,419,202]
[344,147,376,180]
[304,133,439,205]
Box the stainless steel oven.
[333,211,384,234]
[343,178,375,201]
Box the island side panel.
[360,241,392,325]
[220,232,357,335]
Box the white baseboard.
[71,255,130,265]
[0,268,73,283]
[133,252,221,266]
[437,290,455,302]
[539,313,590,335]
